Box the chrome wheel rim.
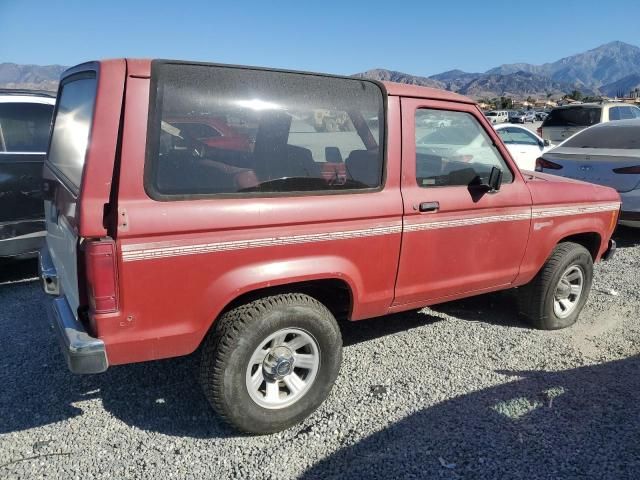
[245,328,320,409]
[553,265,584,319]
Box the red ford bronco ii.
[39,59,619,434]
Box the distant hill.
[353,69,444,89]
[457,72,572,98]
[355,41,640,100]
[486,41,640,88]
[600,73,640,97]
[0,63,66,91]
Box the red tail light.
[613,165,640,174]
[537,127,543,136]
[535,157,563,172]
[85,239,119,314]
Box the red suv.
[40,59,619,434]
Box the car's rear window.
[145,62,385,199]
[543,107,601,127]
[562,124,640,149]
[0,102,53,153]
[47,74,97,189]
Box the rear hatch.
[542,148,640,192]
[43,61,126,318]
[541,106,601,143]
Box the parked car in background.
[39,59,619,435]
[0,89,55,258]
[494,123,553,170]
[538,102,640,144]
[484,110,509,124]
[510,110,536,124]
[535,111,549,121]
[536,119,640,227]
[163,116,252,152]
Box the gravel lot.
[1,226,639,480]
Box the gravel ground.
[1,227,639,480]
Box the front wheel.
[518,242,593,329]
[199,293,342,434]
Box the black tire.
[518,242,593,330]
[199,293,342,434]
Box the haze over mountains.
[2,42,640,99]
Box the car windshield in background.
[562,123,640,150]
[146,63,384,197]
[47,76,98,188]
[544,107,601,127]
[0,103,53,153]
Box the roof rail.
[0,88,56,98]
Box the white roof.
[0,95,56,105]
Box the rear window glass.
[543,107,601,127]
[146,62,384,198]
[562,124,640,149]
[0,102,53,153]
[47,75,97,188]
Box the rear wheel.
[199,293,342,434]
[518,242,593,329]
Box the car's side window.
[504,127,539,146]
[609,107,621,121]
[415,109,514,188]
[0,103,53,153]
[147,63,385,199]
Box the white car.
[494,124,553,171]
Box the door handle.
[418,201,440,213]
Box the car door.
[0,100,54,255]
[393,98,532,307]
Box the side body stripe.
[121,202,620,262]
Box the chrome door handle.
[418,201,440,213]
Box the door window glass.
[415,109,513,187]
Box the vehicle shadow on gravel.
[613,225,640,249]
[301,355,640,479]
[0,280,235,438]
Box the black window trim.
[45,65,99,196]
[414,106,515,189]
[144,59,388,201]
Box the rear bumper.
[39,247,109,374]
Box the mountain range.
[3,42,640,100]
[357,41,640,100]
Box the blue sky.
[1,0,639,76]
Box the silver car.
[535,119,640,226]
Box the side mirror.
[488,166,503,192]
[543,139,551,147]
[469,166,503,195]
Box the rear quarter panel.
[98,66,403,365]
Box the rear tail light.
[612,165,640,174]
[85,238,119,314]
[537,127,543,136]
[535,157,563,172]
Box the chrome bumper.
[39,247,109,374]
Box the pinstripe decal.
[122,224,403,262]
[404,212,531,233]
[531,202,620,219]
[121,201,620,262]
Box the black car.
[0,89,55,258]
